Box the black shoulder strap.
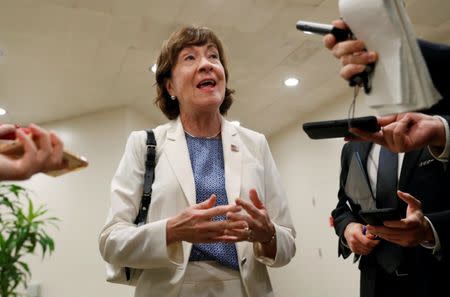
[133,129,156,226]
[126,129,156,281]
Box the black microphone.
[296,21,351,42]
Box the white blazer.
[99,117,296,297]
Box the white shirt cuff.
[428,116,450,162]
[420,216,441,254]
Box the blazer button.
[241,257,247,265]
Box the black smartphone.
[302,116,380,140]
[358,208,402,226]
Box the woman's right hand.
[166,194,247,245]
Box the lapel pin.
[231,144,239,152]
[418,159,434,167]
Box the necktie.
[376,147,398,209]
[375,146,404,274]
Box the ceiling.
[1,0,449,136]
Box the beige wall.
[21,107,154,297]
[18,97,373,297]
[267,95,373,297]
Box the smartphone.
[0,139,88,177]
[302,116,380,140]
[358,208,402,226]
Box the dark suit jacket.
[332,41,450,297]
[333,142,450,297]
[419,40,450,114]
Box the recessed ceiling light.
[151,64,157,73]
[0,108,6,116]
[284,78,299,87]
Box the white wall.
[16,96,374,297]
[20,107,155,297]
[267,94,373,297]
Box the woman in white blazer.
[99,25,296,297]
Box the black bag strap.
[126,129,156,281]
[133,129,157,226]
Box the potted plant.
[0,183,58,297]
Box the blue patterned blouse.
[185,133,239,271]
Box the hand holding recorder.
[320,19,378,91]
[297,19,377,93]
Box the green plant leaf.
[0,182,59,296]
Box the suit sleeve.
[253,134,297,267]
[426,210,450,260]
[424,156,450,260]
[331,143,359,259]
[440,116,450,161]
[98,131,183,269]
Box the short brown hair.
[155,25,235,120]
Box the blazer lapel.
[222,119,246,265]
[164,118,196,206]
[396,149,423,213]
[359,142,373,178]
[221,118,242,204]
[399,149,423,191]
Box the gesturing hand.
[226,189,275,244]
[366,191,434,247]
[343,222,380,255]
[166,194,246,245]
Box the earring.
[170,95,177,101]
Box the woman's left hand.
[226,189,275,243]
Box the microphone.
[296,20,351,42]
[296,20,374,93]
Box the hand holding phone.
[0,125,88,178]
[302,116,380,140]
[358,208,402,226]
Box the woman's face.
[166,43,226,116]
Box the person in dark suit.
[325,20,450,297]
[334,140,450,297]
